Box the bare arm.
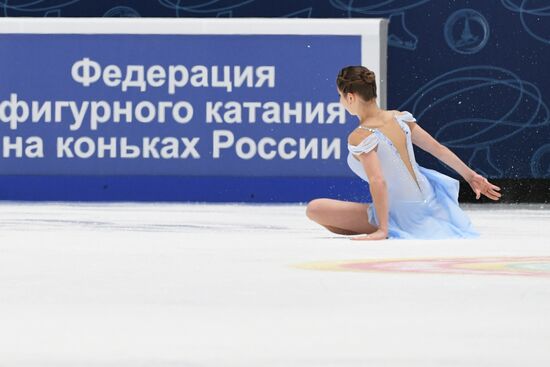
[409,122,501,201]
[409,122,475,180]
[348,129,389,240]
[359,149,389,235]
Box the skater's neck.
[357,99,383,125]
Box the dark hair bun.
[359,70,376,86]
[336,66,377,101]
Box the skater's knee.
[306,198,327,221]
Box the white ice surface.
[0,202,549,367]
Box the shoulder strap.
[347,133,379,155]
[395,111,416,122]
[357,125,377,133]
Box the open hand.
[350,229,388,241]
[467,172,501,201]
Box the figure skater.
[306,66,501,241]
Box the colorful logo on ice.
[296,257,550,277]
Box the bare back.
[353,110,419,188]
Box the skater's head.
[336,66,377,115]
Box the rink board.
[0,18,388,201]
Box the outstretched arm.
[409,122,501,201]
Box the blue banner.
[0,34,361,177]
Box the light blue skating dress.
[347,111,479,239]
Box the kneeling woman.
[306,66,501,241]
